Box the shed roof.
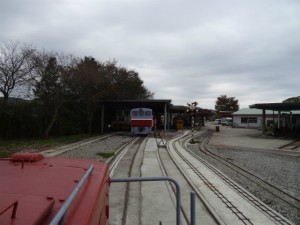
[233,108,300,116]
[100,99,172,112]
[249,102,300,111]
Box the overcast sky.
[1,0,299,109]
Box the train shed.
[249,102,300,136]
[99,99,172,133]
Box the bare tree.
[0,41,35,103]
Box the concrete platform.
[141,138,177,225]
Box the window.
[138,109,144,116]
[248,117,257,123]
[241,117,257,124]
[145,111,151,116]
[241,117,248,124]
[132,111,138,116]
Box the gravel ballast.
[189,142,300,225]
[58,134,133,161]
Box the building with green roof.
[232,108,300,130]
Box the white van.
[221,117,232,126]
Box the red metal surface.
[0,153,110,225]
[130,119,153,127]
[11,152,44,162]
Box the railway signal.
[187,102,198,143]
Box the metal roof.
[100,99,172,112]
[249,102,300,111]
[233,108,273,115]
[234,108,300,115]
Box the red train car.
[0,153,110,225]
[130,108,155,135]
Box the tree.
[67,57,107,134]
[33,56,67,138]
[101,60,153,100]
[107,62,153,99]
[215,95,239,113]
[0,41,35,103]
[282,96,300,103]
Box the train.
[110,109,130,130]
[0,153,110,225]
[173,115,185,130]
[130,108,156,135]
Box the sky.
[1,0,299,109]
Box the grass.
[96,152,115,159]
[0,134,89,158]
[0,151,11,158]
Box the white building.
[232,108,300,129]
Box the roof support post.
[164,103,167,132]
[262,109,266,134]
[278,111,281,129]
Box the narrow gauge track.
[155,131,219,225]
[40,131,126,157]
[196,129,300,211]
[109,136,147,225]
[169,132,255,225]
[189,129,298,225]
[165,130,294,225]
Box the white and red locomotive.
[130,108,156,135]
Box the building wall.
[233,116,300,129]
[232,116,262,128]
[232,115,283,128]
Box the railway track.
[109,136,147,225]
[167,131,253,225]
[156,132,218,225]
[195,129,300,213]
[163,130,294,225]
[186,128,298,225]
[40,131,126,157]
[57,130,295,225]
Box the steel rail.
[109,136,140,177]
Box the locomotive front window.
[138,109,144,116]
[132,111,138,116]
[145,111,151,116]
